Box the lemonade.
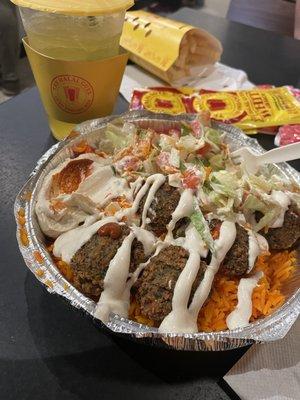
[12,0,133,140]
[20,8,125,61]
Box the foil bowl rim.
[14,110,300,350]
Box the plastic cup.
[19,8,126,61]
[11,0,133,140]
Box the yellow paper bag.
[121,10,222,84]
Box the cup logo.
[51,75,94,114]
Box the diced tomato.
[156,151,178,174]
[115,156,141,172]
[204,166,212,180]
[168,128,181,139]
[196,142,211,157]
[114,147,133,162]
[182,168,201,189]
[84,145,96,154]
[156,151,170,166]
[190,120,203,138]
[242,190,250,203]
[256,84,274,90]
[211,222,221,240]
[72,140,95,157]
[134,138,151,159]
[95,150,108,158]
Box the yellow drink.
[20,9,125,61]
[13,0,133,140]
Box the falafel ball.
[261,205,300,250]
[133,245,207,325]
[210,220,249,276]
[138,182,186,237]
[71,223,148,299]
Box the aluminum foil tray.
[14,111,300,351]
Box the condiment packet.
[274,125,300,146]
[130,86,300,132]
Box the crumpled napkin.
[224,318,300,400]
[120,62,254,103]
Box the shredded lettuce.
[242,193,281,231]
[192,157,205,168]
[247,174,272,193]
[177,135,205,153]
[169,148,180,168]
[105,122,135,150]
[137,128,148,139]
[197,186,210,207]
[122,122,137,135]
[233,188,244,207]
[180,122,193,136]
[179,160,187,172]
[208,153,225,170]
[105,118,298,236]
[187,158,206,177]
[254,209,278,232]
[210,171,239,197]
[204,128,222,150]
[287,191,300,208]
[190,201,215,253]
[243,194,268,213]
[158,134,176,151]
[269,174,292,191]
[216,197,235,219]
[208,191,225,205]
[142,149,158,174]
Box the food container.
[11,0,134,140]
[120,11,222,85]
[14,111,300,351]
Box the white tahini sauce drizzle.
[74,165,130,206]
[53,216,117,263]
[226,271,263,330]
[184,221,237,331]
[159,223,208,333]
[166,189,194,240]
[130,226,156,256]
[94,232,136,322]
[129,176,144,201]
[117,174,165,222]
[127,241,168,291]
[248,230,269,273]
[141,174,166,227]
[54,173,165,315]
[270,190,291,228]
[184,224,209,259]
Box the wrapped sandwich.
[120,11,223,85]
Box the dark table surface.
[1,7,300,400]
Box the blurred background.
[0,0,299,102]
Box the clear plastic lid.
[11,0,134,15]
